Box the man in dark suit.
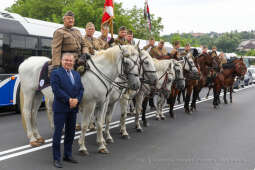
[50,52,84,168]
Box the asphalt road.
[0,85,255,170]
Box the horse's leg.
[157,93,166,120]
[184,85,192,114]
[134,93,143,133]
[224,87,228,104]
[95,101,109,154]
[105,101,116,144]
[190,86,197,112]
[78,102,96,156]
[22,89,39,146]
[230,87,233,103]
[206,87,210,99]
[31,92,45,144]
[42,88,54,130]
[177,90,181,104]
[141,95,149,127]
[168,89,177,119]
[155,94,161,120]
[120,94,130,138]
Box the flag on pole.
[102,0,114,37]
[144,0,151,32]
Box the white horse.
[18,45,141,153]
[104,49,158,142]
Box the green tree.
[245,49,255,56]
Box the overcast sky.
[1,0,255,35]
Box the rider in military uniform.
[50,11,88,73]
[180,43,191,57]
[149,40,168,60]
[219,52,227,71]
[143,37,155,52]
[97,24,110,50]
[83,22,101,55]
[126,30,135,45]
[112,26,128,46]
[170,40,181,60]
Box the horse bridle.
[138,49,157,85]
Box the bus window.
[11,35,25,48]
[41,38,52,50]
[26,37,38,49]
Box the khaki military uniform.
[149,46,167,60]
[51,26,87,66]
[83,35,102,55]
[113,36,128,46]
[170,48,181,60]
[180,50,190,57]
[127,40,135,45]
[143,44,154,52]
[97,35,110,50]
[219,56,227,71]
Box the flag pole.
[110,19,114,38]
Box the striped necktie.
[67,70,75,85]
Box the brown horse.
[213,58,247,107]
[167,53,199,118]
[189,52,216,111]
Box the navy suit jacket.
[50,67,84,113]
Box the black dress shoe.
[53,160,63,168]
[63,156,78,164]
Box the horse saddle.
[222,62,235,69]
[38,61,51,91]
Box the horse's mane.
[93,45,135,64]
[152,58,173,72]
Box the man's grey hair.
[61,52,75,59]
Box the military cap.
[127,30,133,35]
[119,26,127,31]
[86,22,95,29]
[159,39,165,44]
[64,11,75,17]
[149,37,155,40]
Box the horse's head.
[182,53,200,80]
[118,45,141,90]
[137,48,158,86]
[174,60,185,90]
[233,58,247,80]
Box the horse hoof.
[136,128,143,133]
[36,137,45,144]
[121,133,130,139]
[75,125,81,131]
[155,117,160,120]
[161,116,166,120]
[106,138,114,144]
[98,148,110,154]
[143,121,149,127]
[169,113,176,119]
[30,141,41,147]
[79,150,89,156]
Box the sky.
[1,0,255,35]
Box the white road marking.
[0,85,253,161]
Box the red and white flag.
[101,0,114,26]
[144,0,151,32]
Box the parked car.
[247,67,255,84]
[244,70,253,86]
[233,77,244,89]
